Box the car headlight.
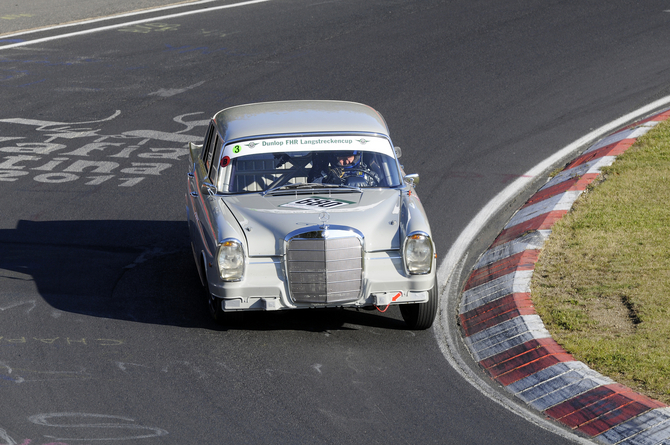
[404,233,433,275]
[217,239,245,281]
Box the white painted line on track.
[0,0,270,51]
[434,94,670,443]
[0,0,228,39]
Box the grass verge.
[531,118,670,404]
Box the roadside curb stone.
[459,108,670,443]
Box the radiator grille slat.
[287,231,362,304]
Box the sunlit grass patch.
[532,118,670,404]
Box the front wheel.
[205,281,225,324]
[400,277,438,330]
[204,281,244,326]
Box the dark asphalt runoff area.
[1,1,670,444]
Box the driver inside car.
[335,153,357,167]
[310,151,381,187]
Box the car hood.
[221,189,401,256]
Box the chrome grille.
[286,230,362,304]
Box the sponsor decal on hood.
[279,196,355,210]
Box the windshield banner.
[223,136,394,159]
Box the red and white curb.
[459,109,670,444]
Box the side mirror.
[202,181,217,195]
[404,173,419,186]
[394,146,402,158]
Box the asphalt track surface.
[1,1,670,444]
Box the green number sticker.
[233,145,241,153]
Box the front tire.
[205,281,226,324]
[400,277,438,330]
[204,279,245,326]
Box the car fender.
[214,198,247,247]
[400,188,432,240]
[189,142,203,164]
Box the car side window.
[208,135,223,184]
[203,124,216,172]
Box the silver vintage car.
[186,100,437,329]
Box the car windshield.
[217,150,402,193]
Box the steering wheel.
[340,168,379,187]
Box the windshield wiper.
[262,182,361,196]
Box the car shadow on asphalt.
[0,219,410,331]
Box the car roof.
[212,100,390,143]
